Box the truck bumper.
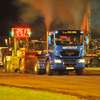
[51,58,85,71]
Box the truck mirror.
[48,36,52,45]
[86,36,89,45]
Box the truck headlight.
[54,59,61,63]
[80,31,84,33]
[78,59,85,63]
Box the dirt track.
[0,66,100,100]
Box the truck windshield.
[55,34,83,45]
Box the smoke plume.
[14,0,87,29]
[12,0,89,40]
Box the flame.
[80,3,90,31]
[80,13,87,31]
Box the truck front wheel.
[46,60,53,75]
[34,60,40,75]
[76,69,83,75]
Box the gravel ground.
[0,66,100,100]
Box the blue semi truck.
[43,30,85,75]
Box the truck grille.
[63,60,76,63]
[60,50,79,56]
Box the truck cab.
[44,30,85,75]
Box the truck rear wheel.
[3,54,6,68]
[19,60,22,73]
[46,60,53,75]
[5,61,10,72]
[76,69,83,75]
[5,61,7,72]
[34,60,40,75]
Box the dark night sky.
[0,0,100,39]
[0,0,19,36]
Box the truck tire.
[5,61,7,72]
[3,54,6,68]
[5,61,10,72]
[46,60,53,75]
[76,69,83,75]
[19,60,22,73]
[34,60,40,75]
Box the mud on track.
[0,66,100,100]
